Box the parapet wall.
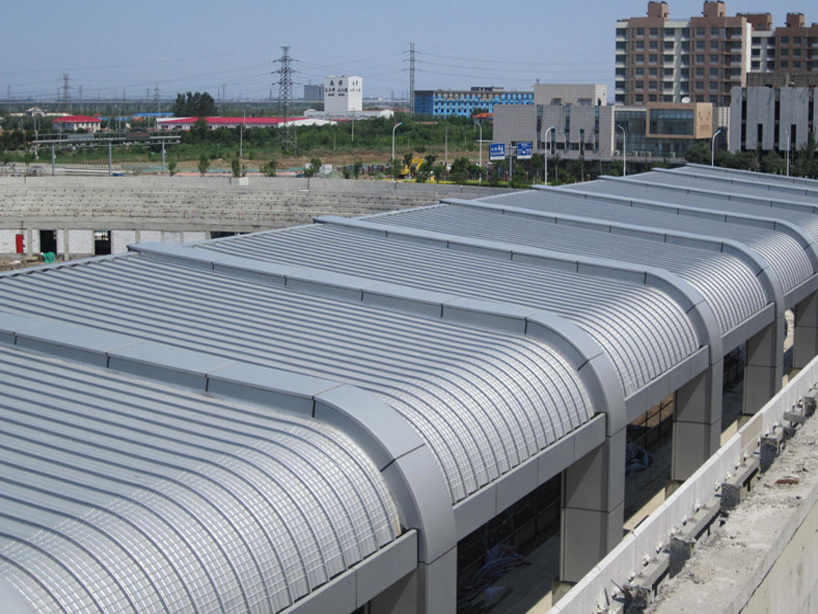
[552,355,818,613]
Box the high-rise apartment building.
[616,2,818,107]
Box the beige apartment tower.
[616,1,818,107]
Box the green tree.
[449,157,470,184]
[197,154,210,176]
[263,159,277,177]
[303,157,322,177]
[173,91,217,117]
[794,130,818,178]
[167,160,178,176]
[684,141,710,165]
[353,159,363,179]
[761,150,784,175]
[231,157,242,178]
[432,163,448,183]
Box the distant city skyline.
[2,0,817,104]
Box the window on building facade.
[664,41,674,50]
[794,61,801,69]
[696,40,705,50]
[635,94,644,102]
[780,36,789,44]
[649,67,658,76]
[635,67,644,76]
[650,40,658,50]
[665,54,675,62]
[682,28,690,37]
[664,27,675,36]
[751,60,761,69]
[710,40,720,51]
[695,67,705,76]
[650,54,658,63]
[709,81,718,91]
[616,28,627,37]
[695,81,704,90]
[696,54,705,62]
[696,27,705,37]
[636,40,645,50]
[664,68,674,76]
[681,41,690,51]
[710,27,720,37]
[710,54,719,63]
[794,36,802,45]
[781,48,789,57]
[794,48,801,57]
[696,94,704,102]
[636,27,645,36]
[709,67,719,77]
[781,60,789,68]
[636,54,644,63]
[663,81,674,90]
[635,80,644,89]
[649,81,658,90]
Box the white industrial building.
[324,75,363,114]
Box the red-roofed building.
[52,115,102,132]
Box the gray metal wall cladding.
[196,224,702,395]
[476,190,814,295]
[368,204,765,336]
[0,347,400,614]
[566,176,818,246]
[0,256,594,503]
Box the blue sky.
[1,0,815,102]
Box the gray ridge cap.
[665,164,818,197]
[547,183,818,271]
[444,194,786,323]
[598,174,818,214]
[0,310,456,569]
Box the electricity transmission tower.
[62,73,71,108]
[272,46,297,153]
[409,43,416,114]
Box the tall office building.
[616,2,818,107]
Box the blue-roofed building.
[413,86,533,117]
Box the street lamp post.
[391,122,402,181]
[784,128,790,176]
[544,125,555,185]
[474,120,483,184]
[711,128,723,167]
[617,125,626,176]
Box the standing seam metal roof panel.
[358,204,767,337]
[565,176,818,246]
[0,347,400,614]
[192,224,702,395]
[0,256,594,504]
[471,190,813,295]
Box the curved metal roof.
[364,203,766,337]
[0,345,400,614]
[0,256,594,503]
[475,188,814,296]
[194,224,701,395]
[567,175,818,246]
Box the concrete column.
[25,229,32,257]
[63,229,70,260]
[672,364,723,481]
[743,320,784,416]
[560,428,626,583]
[794,293,818,370]
[370,571,418,614]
